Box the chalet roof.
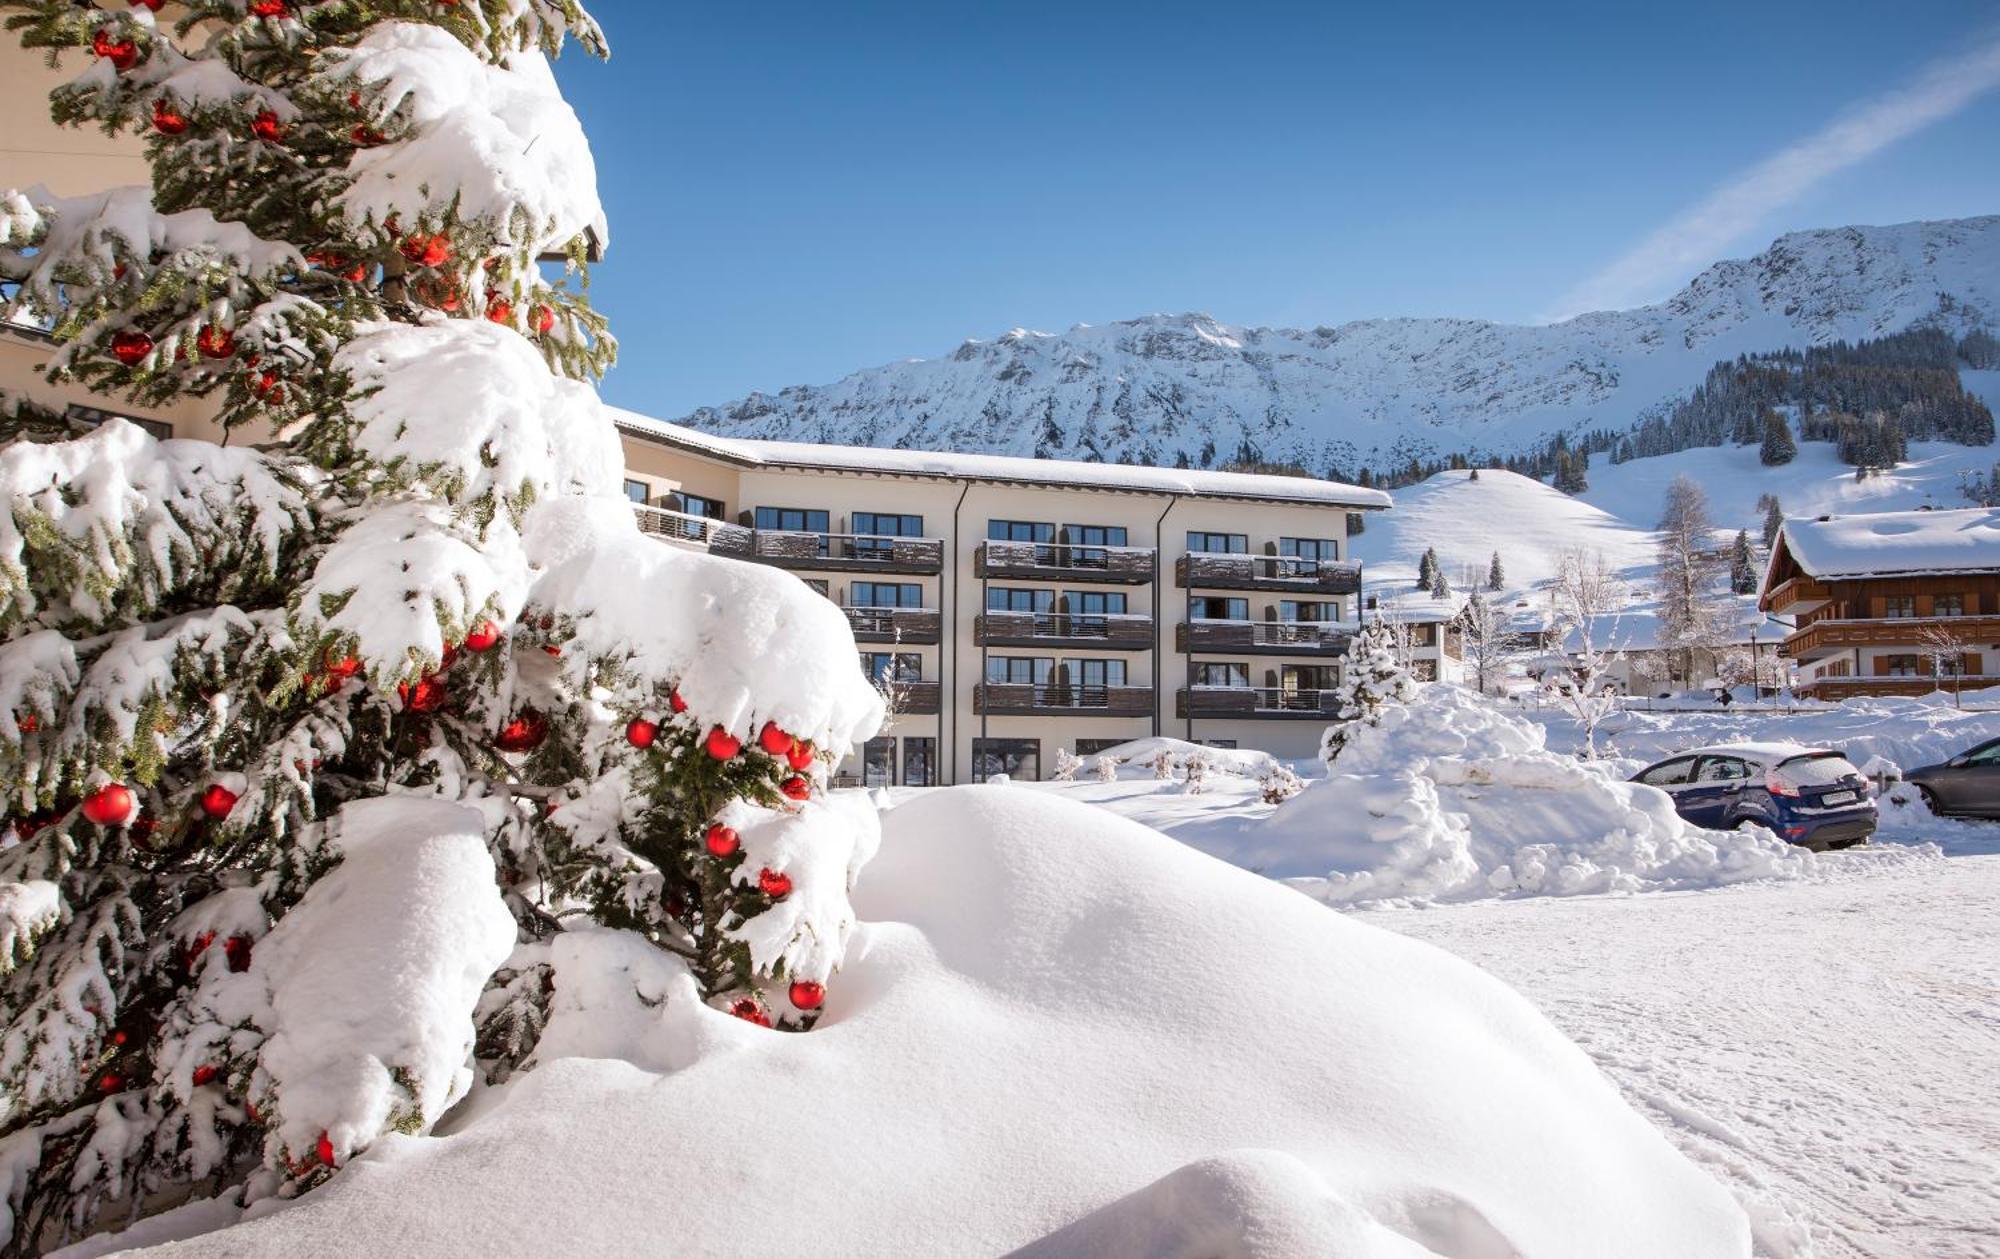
[1772,507,2000,581]
[610,408,1393,510]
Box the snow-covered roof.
[1777,507,2000,580]
[610,408,1392,509]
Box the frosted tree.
[1548,548,1628,757]
[1655,475,1726,686]
[1487,551,1505,591]
[1050,748,1081,782]
[1428,563,1451,600]
[1729,530,1758,594]
[1758,493,1785,548]
[1414,547,1438,591]
[1320,618,1416,764]
[1458,590,1511,693]
[0,3,881,1248]
[1759,408,1796,465]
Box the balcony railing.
[879,680,942,715]
[975,540,1155,585]
[1175,686,1341,720]
[1175,552,1361,594]
[1761,574,1832,614]
[1177,619,1353,656]
[1795,673,1999,700]
[633,505,943,575]
[1781,614,2000,660]
[975,610,1154,649]
[973,683,1153,717]
[844,606,943,645]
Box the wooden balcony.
[973,683,1153,718]
[1794,674,1999,701]
[632,505,942,575]
[975,611,1154,649]
[883,680,941,715]
[844,606,942,645]
[1175,686,1341,720]
[1177,619,1353,657]
[1781,615,2000,660]
[1761,574,1832,614]
[975,541,1155,585]
[1174,552,1361,595]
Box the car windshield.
[1774,754,1860,788]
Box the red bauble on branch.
[786,740,815,772]
[532,304,556,334]
[151,100,188,135]
[704,727,741,760]
[703,823,739,857]
[316,1131,336,1168]
[198,783,239,820]
[779,776,811,802]
[494,710,548,753]
[462,620,501,651]
[399,234,452,268]
[758,721,793,757]
[250,0,289,17]
[132,0,165,9]
[195,325,236,359]
[669,689,687,714]
[757,867,792,899]
[399,675,447,713]
[624,717,657,749]
[191,1064,219,1087]
[251,110,285,143]
[110,330,154,366]
[92,29,139,71]
[324,654,363,681]
[789,980,825,1011]
[81,783,136,827]
[485,298,513,325]
[224,934,254,973]
[728,998,771,1028]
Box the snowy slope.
[680,216,2000,471]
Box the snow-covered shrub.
[0,4,883,1246]
[1090,756,1119,783]
[1320,618,1416,764]
[1258,762,1304,805]
[1051,749,1081,782]
[1180,750,1210,795]
[1149,749,1176,780]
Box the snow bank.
[1253,687,1815,904]
[107,788,1750,1258]
[1079,736,1281,780]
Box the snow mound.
[1080,736,1281,779]
[111,788,1749,1257]
[1260,688,1816,904]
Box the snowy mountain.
[679,216,2000,471]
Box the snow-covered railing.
[1175,552,1362,594]
[973,682,1154,717]
[632,502,743,547]
[1782,614,2000,658]
[632,504,942,573]
[975,540,1156,584]
[1178,618,1353,654]
[1176,685,1340,719]
[975,610,1154,648]
[843,605,943,643]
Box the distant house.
[1759,507,2000,699]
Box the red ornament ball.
[728,998,771,1028]
[350,124,384,148]
[224,934,254,973]
[192,1064,220,1087]
[399,233,452,268]
[494,710,548,753]
[93,29,139,71]
[624,717,658,749]
[789,980,825,1011]
[151,99,188,135]
[786,740,815,772]
[758,721,793,757]
[669,688,687,714]
[462,620,501,652]
[251,110,284,143]
[133,0,165,8]
[703,823,739,858]
[757,867,793,899]
[199,783,239,820]
[324,654,363,680]
[704,727,741,760]
[779,776,811,802]
[532,304,556,334]
[486,298,513,325]
[109,329,154,366]
[98,1073,123,1094]
[250,0,288,15]
[195,324,236,359]
[81,783,136,827]
[402,675,447,713]
[316,1131,336,1168]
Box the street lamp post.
[1751,627,1761,698]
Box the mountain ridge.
[677,215,2000,474]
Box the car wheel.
[1916,786,1945,817]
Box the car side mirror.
[1949,756,1969,768]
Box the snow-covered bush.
[1257,762,1304,805]
[1256,687,1839,905]
[1149,749,1176,780]
[1050,748,1081,782]
[1090,755,1119,783]
[0,4,882,1246]
[1320,617,1416,764]
[1180,749,1210,795]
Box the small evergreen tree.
[1487,551,1505,591]
[1319,619,1416,764]
[1758,408,1796,465]
[1415,547,1438,590]
[1759,494,1785,548]
[1729,530,1758,594]
[1429,564,1451,600]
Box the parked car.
[1630,742,1875,850]
[1906,737,2000,818]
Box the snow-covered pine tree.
[1319,618,1416,764]
[1487,550,1504,591]
[1759,493,1785,548]
[1429,563,1450,600]
[0,3,882,1248]
[1414,547,1437,591]
[1729,530,1758,594]
[1758,407,1796,465]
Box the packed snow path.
[1379,849,2000,1259]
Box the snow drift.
[94,788,1749,1258]
[1248,687,1816,904]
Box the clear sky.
[553,1,2000,419]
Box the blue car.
[1630,742,1876,850]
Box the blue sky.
[555,1,2000,418]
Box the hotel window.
[1075,739,1128,756]
[852,581,923,608]
[622,479,650,504]
[971,738,1040,783]
[859,653,923,684]
[1189,595,1249,621]
[1883,596,1916,618]
[1883,654,1921,676]
[1069,658,1128,693]
[65,403,171,441]
[989,520,1055,543]
[1278,600,1336,623]
[1934,594,1966,617]
[861,738,896,788]
[1937,654,1968,677]
[901,738,937,787]
[1065,524,1127,569]
[1193,662,1250,688]
[1279,537,1339,564]
[801,578,831,598]
[1187,530,1248,554]
[988,587,1056,613]
[852,512,923,558]
[1069,591,1127,615]
[756,506,830,533]
[986,657,1054,685]
[668,490,724,519]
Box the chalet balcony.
[1177,619,1353,657]
[972,683,1153,718]
[1780,615,2000,661]
[1761,574,1832,615]
[1794,674,1999,701]
[975,540,1155,585]
[1174,552,1362,595]
[1175,686,1340,720]
[882,680,942,715]
[633,505,942,575]
[974,610,1154,649]
[844,606,943,645]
